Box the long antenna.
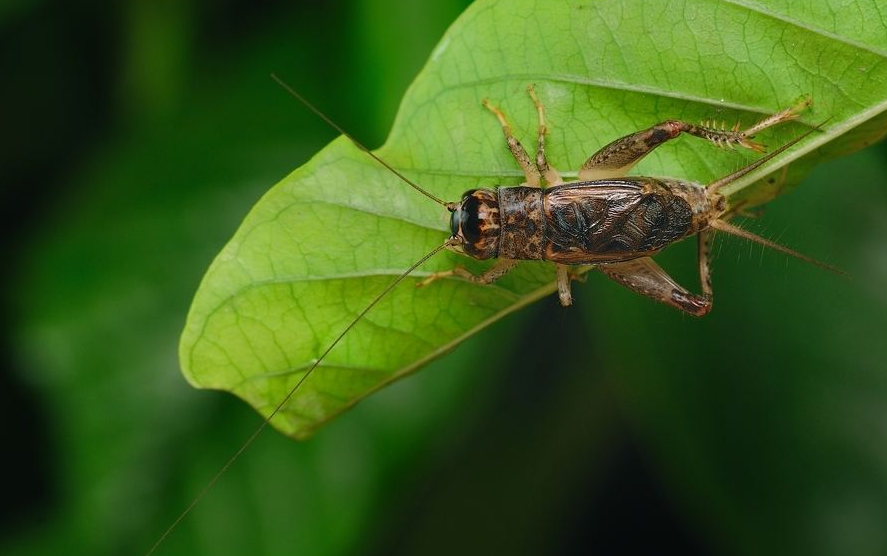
[708,121,826,193]
[270,73,453,209]
[144,240,453,556]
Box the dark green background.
[2,1,886,555]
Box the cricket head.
[447,188,500,260]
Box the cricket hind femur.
[450,189,501,260]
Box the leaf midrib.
[382,0,887,198]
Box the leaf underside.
[180,0,887,438]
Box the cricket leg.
[416,258,518,288]
[483,98,541,187]
[526,84,563,186]
[578,98,811,180]
[597,257,712,317]
[526,84,579,295]
[556,265,573,306]
[554,264,592,306]
[553,265,591,307]
[697,229,714,303]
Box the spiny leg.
[698,229,714,302]
[483,98,541,187]
[416,258,518,288]
[578,98,811,181]
[526,84,563,186]
[597,257,712,317]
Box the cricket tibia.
[707,121,826,194]
[709,219,844,275]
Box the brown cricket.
[416,85,828,314]
[276,78,829,317]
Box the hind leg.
[578,98,811,180]
[697,229,714,304]
[597,247,714,317]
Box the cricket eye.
[449,206,462,238]
[450,190,480,242]
[459,194,482,244]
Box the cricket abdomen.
[496,179,706,264]
[543,178,699,264]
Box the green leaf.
[181,0,887,438]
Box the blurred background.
[2,1,886,555]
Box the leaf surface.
[181,0,887,438]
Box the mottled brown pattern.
[455,179,708,265]
[540,178,695,264]
[497,186,546,259]
[581,122,680,174]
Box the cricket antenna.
[144,239,455,556]
[708,120,828,194]
[709,219,845,275]
[270,73,454,210]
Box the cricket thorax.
[450,189,501,259]
[497,186,546,259]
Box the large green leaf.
[181,0,887,438]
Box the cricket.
[147,78,835,555]
[275,76,833,315]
